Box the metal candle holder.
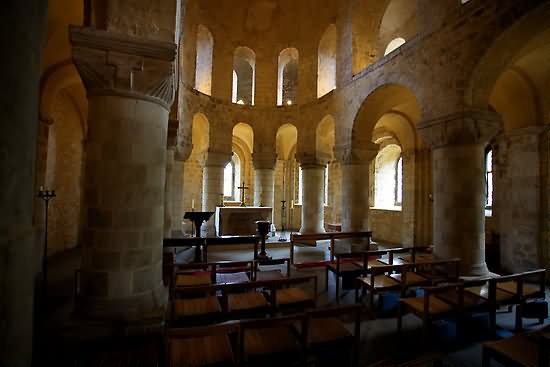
[37,187,56,301]
[279,200,287,242]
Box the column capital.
[334,142,379,165]
[296,153,326,169]
[418,109,501,148]
[70,26,177,110]
[204,150,232,167]
[252,151,277,170]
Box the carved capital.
[70,26,177,110]
[334,142,379,165]
[204,150,232,167]
[295,153,326,169]
[253,151,277,170]
[418,110,501,148]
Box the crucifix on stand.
[238,181,249,207]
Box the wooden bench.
[290,231,372,264]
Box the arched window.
[384,37,406,56]
[485,148,493,209]
[223,154,241,200]
[318,25,336,98]
[395,156,403,206]
[232,47,256,105]
[374,144,402,208]
[195,25,213,95]
[277,48,299,106]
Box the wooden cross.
[237,181,249,207]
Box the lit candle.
[40,185,44,191]
[191,198,195,210]
[291,199,294,209]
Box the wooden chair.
[239,313,307,366]
[326,252,368,302]
[169,283,223,327]
[166,321,240,367]
[398,283,464,342]
[213,260,254,284]
[304,304,362,367]
[482,325,550,367]
[253,258,291,281]
[268,276,318,314]
[171,263,215,297]
[290,231,372,264]
[221,281,272,320]
[355,264,405,315]
[390,258,461,289]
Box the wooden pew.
[290,231,372,264]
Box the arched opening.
[275,124,298,227]
[374,144,402,208]
[377,0,416,59]
[277,48,299,106]
[224,154,241,201]
[229,123,254,203]
[232,47,256,105]
[485,147,493,210]
[318,24,337,98]
[384,37,406,56]
[316,115,338,224]
[195,25,213,95]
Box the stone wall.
[370,209,403,245]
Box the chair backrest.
[253,258,291,280]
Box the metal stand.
[279,200,287,242]
[255,220,271,260]
[37,187,56,302]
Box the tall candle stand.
[37,187,56,301]
[279,200,287,241]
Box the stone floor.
[38,240,550,366]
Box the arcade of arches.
[2,0,550,365]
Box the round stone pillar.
[337,143,379,232]
[299,163,326,233]
[202,151,231,235]
[254,169,275,207]
[71,26,177,320]
[418,110,501,276]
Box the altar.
[215,206,273,236]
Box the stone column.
[418,110,500,276]
[202,151,231,235]
[253,152,277,208]
[493,126,546,272]
[164,120,191,238]
[1,1,47,366]
[337,143,379,232]
[70,26,176,319]
[299,159,326,233]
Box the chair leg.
[515,303,524,332]
[335,276,340,303]
[369,289,375,312]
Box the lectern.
[183,211,214,261]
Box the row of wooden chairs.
[170,258,291,292]
[166,304,362,367]
[397,269,547,342]
[169,275,318,326]
[325,246,436,300]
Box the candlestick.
[191,198,195,210]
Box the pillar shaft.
[164,149,185,238]
[336,143,379,232]
[71,26,176,319]
[1,1,47,366]
[341,164,370,232]
[254,169,275,208]
[299,165,326,233]
[418,110,501,275]
[202,151,231,235]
